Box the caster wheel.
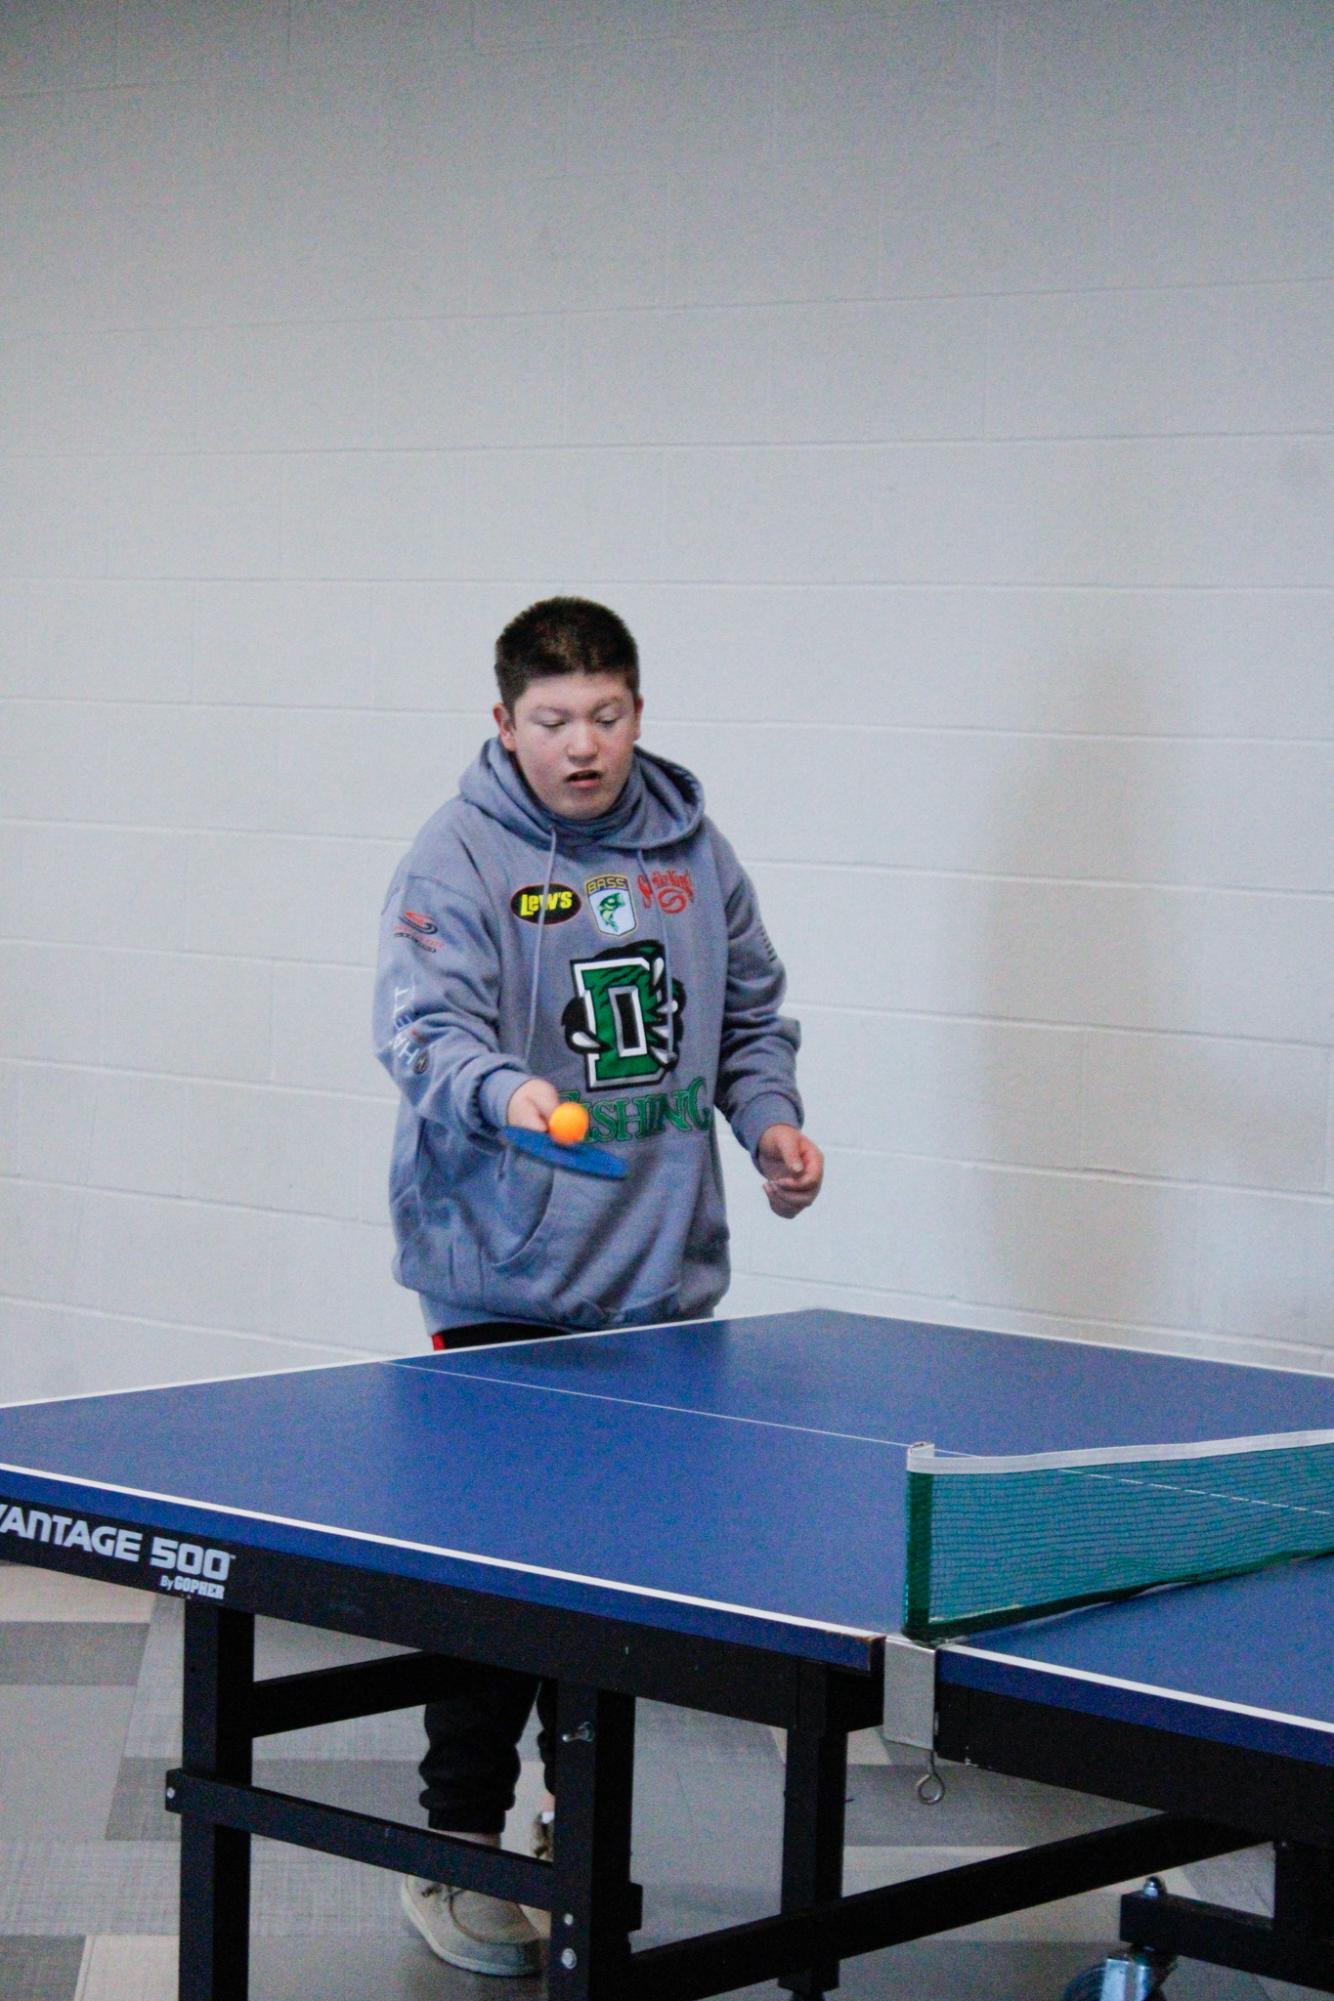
[1060,1948,1176,2001]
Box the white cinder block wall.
[1,1,1331,1397]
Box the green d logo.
[562,944,684,1089]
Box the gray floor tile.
[247,1851,466,1935]
[123,1600,427,1763]
[104,1762,175,1844]
[253,1618,410,1676]
[121,1601,183,1761]
[0,1689,136,1842]
[0,1936,85,2001]
[257,1705,430,1763]
[0,1844,178,1933]
[0,1625,148,1688]
[630,1756,712,1882]
[638,1700,782,1769]
[636,1878,775,1948]
[250,1929,542,2000]
[68,1934,174,2001]
[0,1570,151,1624]
[108,1758,424,1844]
[845,1757,1144,1848]
[1188,1845,1273,1914]
[247,1921,1275,2001]
[629,1700,783,1893]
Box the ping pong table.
[1,1308,1332,1999]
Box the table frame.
[5,1494,1310,2001]
[937,1672,1334,1993]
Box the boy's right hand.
[505,1077,561,1132]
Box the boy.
[373,597,823,1975]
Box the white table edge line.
[947,1643,1334,1739]
[0,1463,883,1646]
[912,1320,1334,1380]
[0,1352,387,1414]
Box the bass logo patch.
[585,873,638,938]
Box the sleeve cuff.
[730,1092,804,1162]
[478,1066,533,1132]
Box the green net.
[902,1430,1334,1643]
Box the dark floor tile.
[0,1624,149,1687]
[0,1936,85,2001]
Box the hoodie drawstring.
[523,826,559,1068]
[638,846,677,1072]
[521,828,681,1080]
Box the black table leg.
[1121,1840,1334,1991]
[780,1672,848,1999]
[547,1682,637,2001]
[1274,1840,1334,1939]
[176,1602,255,2001]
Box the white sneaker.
[400,1873,541,1978]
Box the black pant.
[420,1320,565,1834]
[420,1663,559,1834]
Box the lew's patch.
[511,884,581,924]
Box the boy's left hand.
[756,1125,824,1219]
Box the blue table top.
[1,1310,1332,1739]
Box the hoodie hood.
[458,738,705,854]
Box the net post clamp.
[881,1630,938,1752]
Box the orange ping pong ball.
[547,1101,590,1147]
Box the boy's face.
[495,672,643,821]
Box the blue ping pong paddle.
[501,1125,628,1179]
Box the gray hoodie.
[373,740,802,1331]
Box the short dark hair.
[494,597,639,712]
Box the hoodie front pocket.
[489,1159,562,1274]
[480,1166,618,1326]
